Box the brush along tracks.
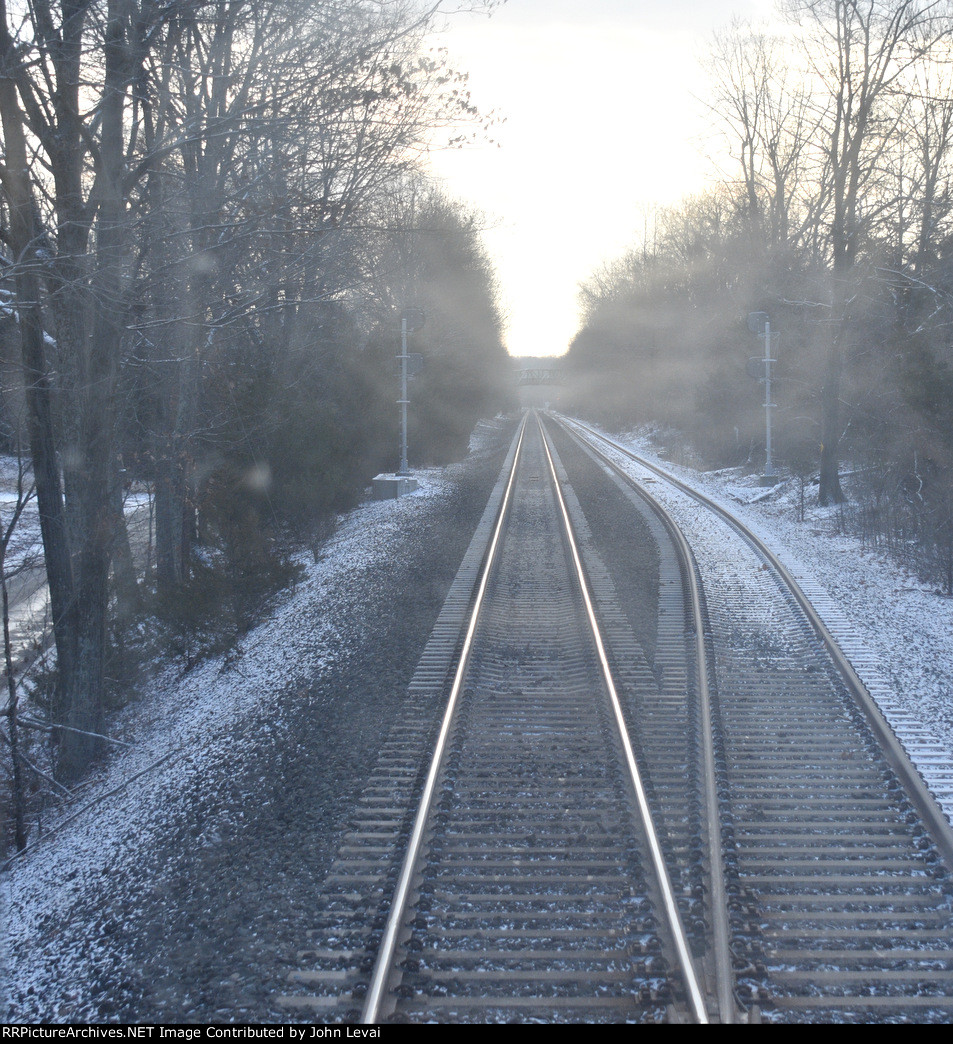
[281,412,725,1023]
[558,415,953,1023]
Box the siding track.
[558,415,953,1022]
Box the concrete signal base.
[372,473,419,500]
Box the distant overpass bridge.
[515,366,565,407]
[517,367,564,386]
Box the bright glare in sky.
[426,0,777,358]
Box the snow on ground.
[595,421,953,821]
[4,412,951,1017]
[0,456,153,579]
[0,457,43,576]
[0,460,153,656]
[0,465,455,1019]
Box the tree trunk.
[110,467,140,620]
[0,21,78,732]
[57,0,130,780]
[155,435,187,593]
[818,319,846,506]
[3,544,27,852]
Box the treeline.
[567,0,953,592]
[0,0,510,795]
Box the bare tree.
[0,0,80,763]
[899,60,953,279]
[790,0,953,503]
[0,0,496,780]
[0,455,36,853]
[705,24,820,252]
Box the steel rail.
[546,413,736,1023]
[359,411,528,1023]
[562,414,953,875]
[359,415,528,1024]
[537,414,710,1025]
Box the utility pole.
[397,306,425,476]
[763,319,776,483]
[372,306,424,500]
[398,315,410,475]
[748,312,778,485]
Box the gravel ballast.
[0,416,515,1023]
[545,420,660,666]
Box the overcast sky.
[425,0,780,358]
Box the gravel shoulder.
[0,416,516,1023]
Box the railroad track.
[555,414,953,1022]
[281,410,953,1023]
[281,412,728,1022]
